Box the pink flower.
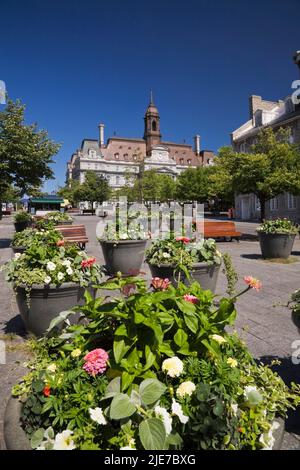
[56,240,65,247]
[176,236,191,244]
[183,294,199,304]
[81,257,96,269]
[83,348,109,376]
[243,276,262,291]
[151,277,171,291]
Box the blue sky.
[0,0,299,192]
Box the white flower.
[259,421,280,450]
[44,276,51,285]
[62,259,71,267]
[14,253,21,260]
[66,267,73,276]
[53,430,76,450]
[46,363,57,373]
[162,357,184,378]
[36,445,46,450]
[120,446,136,450]
[119,233,129,240]
[176,381,196,398]
[57,272,64,281]
[211,334,227,344]
[154,405,172,435]
[47,261,56,272]
[230,403,238,416]
[163,252,171,258]
[89,407,107,425]
[171,399,189,424]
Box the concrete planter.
[292,311,300,333]
[3,395,285,450]
[14,221,30,233]
[100,239,147,276]
[148,262,220,293]
[11,245,26,255]
[15,282,95,337]
[258,232,296,259]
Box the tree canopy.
[73,171,111,208]
[0,99,60,204]
[210,127,300,219]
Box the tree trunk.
[259,197,266,222]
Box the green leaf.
[213,401,224,417]
[139,379,166,406]
[139,418,167,450]
[121,371,135,391]
[103,377,121,399]
[109,393,136,420]
[174,329,188,347]
[113,339,127,364]
[183,313,198,334]
[144,345,156,371]
[30,428,45,449]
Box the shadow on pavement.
[0,239,11,249]
[260,355,300,437]
[240,253,262,260]
[3,314,27,337]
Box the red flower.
[43,385,51,397]
[183,294,199,304]
[81,257,96,269]
[176,236,191,245]
[56,240,65,247]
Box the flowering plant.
[256,218,298,235]
[11,228,62,249]
[12,274,300,450]
[187,238,222,265]
[100,220,147,241]
[2,243,103,290]
[145,238,194,267]
[44,211,73,223]
[14,211,32,223]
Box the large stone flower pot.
[258,232,296,259]
[292,311,300,333]
[3,395,285,450]
[148,262,220,293]
[15,282,96,337]
[100,239,147,276]
[14,221,30,233]
[11,245,26,255]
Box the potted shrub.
[1,242,103,337]
[99,221,148,276]
[256,219,298,259]
[10,228,63,255]
[14,211,32,232]
[5,275,299,450]
[45,211,73,226]
[146,237,222,292]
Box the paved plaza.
[1,215,300,449]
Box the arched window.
[152,120,157,131]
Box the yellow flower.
[46,363,57,373]
[176,381,196,398]
[71,348,81,358]
[211,334,227,345]
[227,357,238,368]
[162,357,184,378]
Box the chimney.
[194,134,200,155]
[99,123,105,147]
[249,95,262,119]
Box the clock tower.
[144,91,161,155]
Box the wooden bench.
[194,221,242,241]
[55,224,89,249]
[82,209,95,215]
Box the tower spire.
[150,89,154,104]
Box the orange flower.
[56,240,65,247]
[43,385,51,397]
[176,236,191,244]
[244,276,262,291]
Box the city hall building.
[66,97,214,189]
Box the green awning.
[30,198,64,204]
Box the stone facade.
[67,98,214,190]
[231,53,300,221]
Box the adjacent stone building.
[231,51,300,221]
[67,96,214,190]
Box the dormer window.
[115,153,119,160]
[180,158,184,165]
[187,159,191,165]
[133,154,137,161]
[124,153,128,159]
[88,149,96,158]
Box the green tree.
[210,127,300,220]
[0,99,60,218]
[57,179,81,207]
[73,171,111,209]
[176,166,215,202]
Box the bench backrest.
[204,221,237,232]
[55,224,87,238]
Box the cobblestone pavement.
[1,215,300,449]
